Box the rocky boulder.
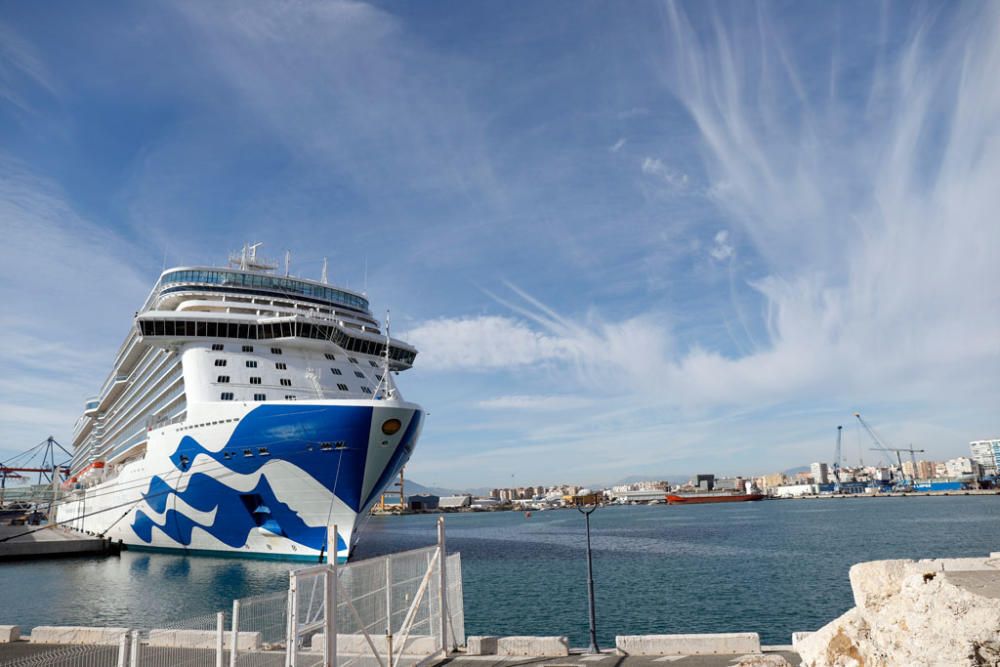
[797,554,1000,667]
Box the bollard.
[216,611,225,667]
[229,599,240,667]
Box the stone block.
[466,635,498,655]
[0,626,20,643]
[616,633,761,656]
[147,629,261,650]
[790,631,812,648]
[496,636,569,657]
[30,626,129,646]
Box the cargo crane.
[854,413,925,489]
[832,425,844,492]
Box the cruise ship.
[55,245,423,562]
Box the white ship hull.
[57,398,422,562]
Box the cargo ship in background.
[666,492,765,505]
[55,244,423,562]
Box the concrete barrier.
[0,626,20,643]
[616,633,761,656]
[466,635,498,655]
[791,631,812,648]
[496,636,569,657]
[148,629,261,650]
[30,626,129,646]
[309,633,437,655]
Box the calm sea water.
[2,496,998,646]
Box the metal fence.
[0,519,462,667]
[287,517,462,667]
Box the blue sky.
[1,1,998,488]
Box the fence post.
[286,573,297,667]
[117,629,129,667]
[324,524,337,667]
[437,517,449,653]
[229,599,241,667]
[129,630,139,667]
[386,554,393,667]
[216,611,225,667]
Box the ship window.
[349,357,358,364]
[375,374,383,381]
[220,392,234,401]
[369,360,379,367]
[337,383,349,391]
[280,378,292,386]
[242,345,254,352]
[361,386,372,394]
[275,362,287,370]
[214,359,227,367]
[258,447,270,456]
[253,393,266,401]
[249,376,261,384]
[330,368,342,375]
[212,344,224,351]
[325,353,336,360]
[245,360,257,368]
[354,371,365,379]
[284,395,296,400]
[270,347,282,355]
[244,449,253,457]
[217,376,230,383]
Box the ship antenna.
[321,257,328,284]
[377,309,397,400]
[284,250,291,277]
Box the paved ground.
[441,649,801,667]
[0,524,118,561]
[945,570,1000,599]
[0,642,801,667]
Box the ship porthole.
[381,418,402,435]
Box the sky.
[1,1,998,489]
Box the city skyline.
[1,1,999,486]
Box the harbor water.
[1,496,998,646]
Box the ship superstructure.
[57,245,422,561]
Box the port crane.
[854,413,925,488]
[832,425,844,492]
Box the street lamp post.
[577,504,600,654]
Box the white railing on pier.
[0,519,462,667]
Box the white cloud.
[402,316,573,371]
[641,156,689,189]
[477,395,595,411]
[609,137,626,153]
[0,155,151,456]
[709,230,734,261]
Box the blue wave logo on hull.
[130,403,421,554]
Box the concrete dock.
[0,524,120,561]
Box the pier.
[0,524,120,561]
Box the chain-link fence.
[1,519,464,667]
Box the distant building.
[970,439,999,475]
[810,462,829,485]
[933,462,949,478]
[916,460,936,480]
[945,457,977,479]
[694,474,715,490]
[438,495,472,509]
[563,491,602,507]
[407,494,439,511]
[758,472,786,489]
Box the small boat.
[666,492,765,505]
